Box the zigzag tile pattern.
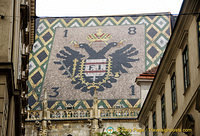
[28,15,172,110]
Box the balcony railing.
[26,108,140,121]
[100,108,140,119]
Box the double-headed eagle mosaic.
[54,29,139,95]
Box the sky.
[36,0,183,17]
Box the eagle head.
[79,43,89,48]
[107,42,118,47]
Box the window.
[152,112,157,136]
[171,73,177,113]
[197,16,200,61]
[182,45,190,91]
[161,94,166,129]
[145,125,149,136]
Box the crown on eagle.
[87,29,112,45]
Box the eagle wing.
[54,46,85,78]
[109,44,139,74]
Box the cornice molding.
[177,30,188,49]
[135,78,154,85]
[158,83,165,95]
[167,59,176,74]
[150,101,156,112]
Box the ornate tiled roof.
[27,14,172,116]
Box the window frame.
[152,111,157,136]
[161,94,166,129]
[145,124,149,136]
[182,45,190,92]
[171,73,177,113]
[197,16,200,64]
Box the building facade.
[138,0,200,136]
[135,66,157,107]
[0,0,35,135]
